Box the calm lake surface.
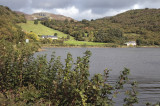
[35,47,160,105]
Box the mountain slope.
[0,6,26,43]
[106,9,160,45]
[109,9,160,32]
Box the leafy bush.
[26,32,40,42]
[0,41,139,105]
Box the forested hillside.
[110,8,160,32]
[41,8,160,46]
[108,8,160,45]
[0,5,26,43]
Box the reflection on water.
[34,47,160,105]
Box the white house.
[125,41,136,46]
[41,35,58,40]
[26,39,29,43]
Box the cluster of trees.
[40,38,64,45]
[34,20,38,25]
[94,28,124,44]
[41,8,160,46]
[41,19,126,44]
[26,32,40,42]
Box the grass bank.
[18,21,74,40]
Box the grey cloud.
[0,0,160,20]
[137,0,160,8]
[76,0,160,14]
[73,0,139,14]
[0,0,29,10]
[31,0,74,9]
[77,0,137,9]
[1,0,160,12]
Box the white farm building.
[125,41,136,46]
[41,35,58,40]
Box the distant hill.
[41,8,160,45]
[15,11,74,21]
[108,8,160,32]
[15,11,34,20]
[97,9,160,45]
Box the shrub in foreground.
[0,41,139,105]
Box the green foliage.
[0,41,140,105]
[54,33,58,36]
[67,35,70,39]
[0,6,26,43]
[0,85,48,105]
[26,32,40,42]
[34,20,38,24]
[136,38,143,46]
[146,102,160,106]
[94,28,124,44]
[40,38,52,44]
[41,16,125,43]
[52,39,64,45]
[124,81,138,106]
[0,39,39,95]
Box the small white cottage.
[125,41,136,46]
[41,35,58,40]
[26,39,29,43]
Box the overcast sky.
[0,0,160,20]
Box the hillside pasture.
[18,21,74,40]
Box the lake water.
[35,47,160,105]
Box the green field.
[64,41,113,47]
[18,21,74,40]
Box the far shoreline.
[37,45,160,51]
